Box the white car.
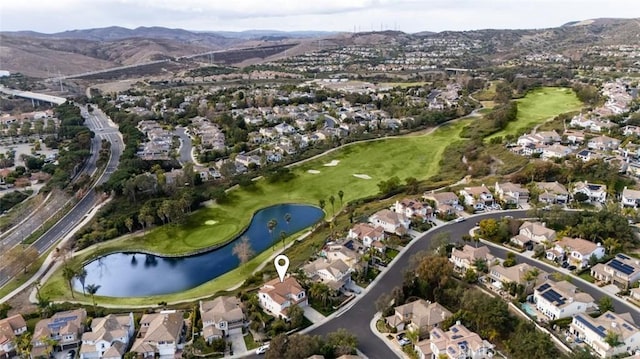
[454,217,466,223]
[256,343,270,355]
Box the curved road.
[0,107,123,286]
[244,210,640,358]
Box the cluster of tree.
[265,329,358,359]
[0,190,30,212]
[476,218,520,244]
[572,83,602,106]
[377,253,570,359]
[46,103,92,189]
[0,245,39,280]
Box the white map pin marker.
[274,254,290,282]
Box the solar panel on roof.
[537,283,551,291]
[448,347,457,354]
[622,323,635,331]
[451,327,458,333]
[608,259,635,275]
[576,316,606,338]
[605,313,615,319]
[617,254,630,260]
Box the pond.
[75,203,324,297]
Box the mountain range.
[1,18,638,78]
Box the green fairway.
[111,120,469,256]
[486,87,583,140]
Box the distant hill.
[1,19,639,78]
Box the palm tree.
[284,213,291,235]
[41,336,58,359]
[319,199,326,212]
[86,284,101,314]
[62,264,78,298]
[309,282,331,308]
[329,195,335,216]
[77,268,87,295]
[279,230,287,250]
[338,190,344,208]
[124,217,134,234]
[603,237,622,255]
[267,219,278,250]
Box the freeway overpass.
[0,86,67,105]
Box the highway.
[243,210,640,358]
[0,106,123,286]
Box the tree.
[604,331,623,348]
[124,217,134,234]
[464,268,478,283]
[338,190,344,208]
[329,195,335,216]
[319,199,326,211]
[503,252,517,267]
[62,264,79,298]
[279,230,287,250]
[77,268,87,295]
[40,335,58,359]
[405,177,420,194]
[603,237,622,255]
[267,219,278,250]
[284,213,291,236]
[287,303,305,329]
[326,328,358,357]
[16,331,32,359]
[598,296,614,313]
[309,282,332,308]
[412,254,454,302]
[232,236,255,264]
[473,258,488,273]
[86,283,101,314]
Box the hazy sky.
[2,0,639,34]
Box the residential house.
[449,245,495,273]
[32,309,87,358]
[320,242,362,269]
[0,315,27,359]
[258,277,308,320]
[564,130,586,144]
[131,311,185,359]
[573,181,608,203]
[591,254,640,288]
[394,199,434,220]
[542,144,573,160]
[545,237,605,269]
[623,125,640,137]
[347,223,386,252]
[368,209,410,235]
[423,191,459,216]
[516,131,561,146]
[533,280,596,320]
[79,313,135,359]
[630,288,640,302]
[199,296,246,342]
[570,311,640,357]
[494,182,529,205]
[587,136,621,151]
[621,187,640,208]
[426,322,495,359]
[459,185,494,210]
[385,300,452,337]
[511,221,557,247]
[576,149,599,162]
[536,182,569,204]
[488,263,548,294]
[303,258,353,291]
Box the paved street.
[174,126,194,165]
[0,106,123,287]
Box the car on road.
[454,217,466,223]
[256,343,270,355]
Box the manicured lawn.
[116,120,470,256]
[579,272,596,283]
[243,332,259,350]
[486,87,583,141]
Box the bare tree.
[232,236,255,264]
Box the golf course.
[37,86,586,304]
[487,87,583,140]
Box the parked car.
[256,344,270,355]
[568,265,577,271]
[67,350,76,359]
[396,333,411,346]
[561,262,569,268]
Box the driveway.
[303,306,326,323]
[228,332,247,357]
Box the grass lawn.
[381,81,429,88]
[243,332,259,350]
[113,120,470,256]
[0,250,49,299]
[579,272,596,283]
[486,87,583,141]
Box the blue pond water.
[75,204,324,297]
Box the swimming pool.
[521,302,538,318]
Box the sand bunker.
[204,220,218,225]
[307,170,321,174]
[353,174,372,179]
[323,160,340,167]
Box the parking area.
[54,348,77,359]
